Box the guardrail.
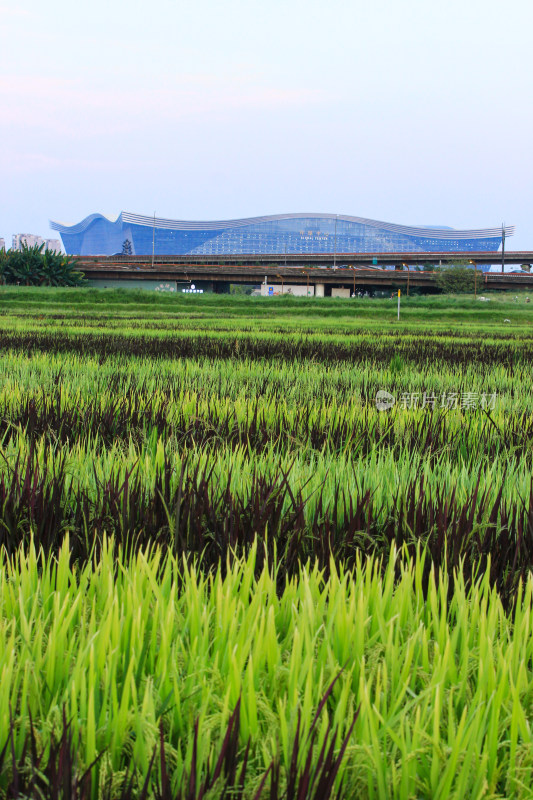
[75,251,533,268]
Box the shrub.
[435,261,476,294]
[0,243,85,287]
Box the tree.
[0,243,85,287]
[122,239,132,255]
[434,261,475,294]
[230,284,256,295]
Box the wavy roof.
[50,212,515,240]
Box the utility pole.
[152,211,156,269]
[333,214,338,270]
[470,260,477,297]
[404,263,410,296]
[501,223,506,274]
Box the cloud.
[0,151,165,173]
[0,4,31,17]
[0,73,328,139]
[0,70,332,179]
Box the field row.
[3,542,533,799]
[2,441,533,608]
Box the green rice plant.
[2,540,533,797]
[1,292,533,797]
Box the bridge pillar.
[315,283,325,298]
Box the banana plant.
[1,243,85,286]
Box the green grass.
[1,285,533,331]
[1,289,533,798]
[3,541,533,798]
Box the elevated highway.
[77,252,533,292]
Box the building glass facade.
[50,212,513,256]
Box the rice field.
[1,287,533,798]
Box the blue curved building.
[50,212,513,256]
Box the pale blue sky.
[2,0,532,248]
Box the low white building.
[11,234,63,253]
[12,233,46,250]
[45,239,62,253]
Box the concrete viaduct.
[76,252,533,294]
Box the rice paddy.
[1,287,533,798]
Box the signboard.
[268,286,273,295]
